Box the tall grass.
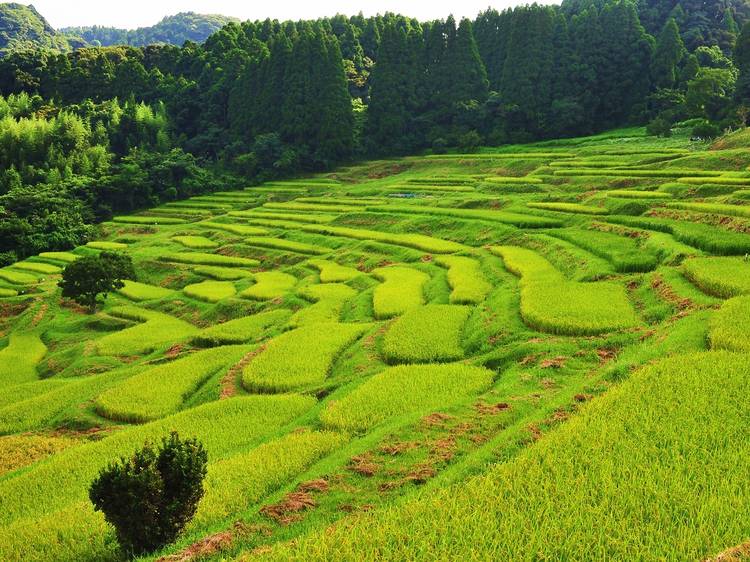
[434,256,492,304]
[290,283,357,327]
[683,257,750,298]
[183,280,237,302]
[95,306,198,356]
[117,280,174,301]
[240,271,297,300]
[0,333,46,386]
[172,235,219,249]
[709,296,750,352]
[192,310,292,347]
[161,252,260,267]
[307,259,362,282]
[372,266,429,319]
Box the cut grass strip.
[527,202,608,215]
[95,345,250,423]
[434,256,492,304]
[710,296,750,352]
[112,216,187,225]
[240,271,297,301]
[372,266,429,320]
[86,241,127,251]
[308,259,362,283]
[199,222,269,236]
[320,363,494,432]
[367,205,562,228]
[381,305,471,364]
[184,280,237,302]
[161,252,259,268]
[276,351,750,561]
[245,237,329,255]
[194,266,254,281]
[0,333,47,386]
[683,257,750,298]
[192,310,292,347]
[117,280,174,302]
[96,306,198,356]
[492,246,639,335]
[242,323,368,392]
[172,235,219,249]
[290,283,357,327]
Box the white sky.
[29,1,560,30]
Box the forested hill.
[0,2,78,53]
[2,0,750,265]
[60,12,239,47]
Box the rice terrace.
[2,0,750,561]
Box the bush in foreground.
[58,251,135,313]
[89,432,207,556]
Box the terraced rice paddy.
[3,128,750,561]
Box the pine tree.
[446,19,489,103]
[651,18,686,89]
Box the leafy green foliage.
[58,251,135,312]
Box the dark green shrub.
[692,121,721,140]
[431,138,448,154]
[646,117,673,137]
[58,251,135,313]
[458,131,482,153]
[89,432,208,556]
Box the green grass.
[199,222,269,236]
[320,363,494,432]
[172,235,219,249]
[307,259,362,282]
[37,252,78,263]
[434,256,491,304]
[242,323,368,392]
[245,236,329,255]
[549,229,659,273]
[184,280,237,302]
[0,333,47,386]
[290,283,357,327]
[372,266,429,320]
[683,257,750,298]
[606,190,673,199]
[95,345,250,423]
[112,215,187,225]
[381,305,471,364]
[665,201,750,219]
[368,205,563,228]
[194,266,254,280]
[95,306,198,356]
[527,202,609,215]
[85,241,128,250]
[229,210,337,224]
[0,287,18,297]
[273,352,750,561]
[9,261,62,274]
[192,310,292,347]
[116,280,174,301]
[161,252,260,267]
[0,269,39,285]
[493,246,640,335]
[709,296,750,352]
[240,271,297,300]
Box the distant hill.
[60,12,238,47]
[0,2,76,53]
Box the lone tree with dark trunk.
[58,251,135,313]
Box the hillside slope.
[0,2,74,53]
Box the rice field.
[4,127,750,561]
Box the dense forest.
[1,0,750,264]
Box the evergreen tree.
[734,22,750,105]
[651,18,686,89]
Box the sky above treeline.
[32,0,560,29]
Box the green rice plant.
[264,202,361,213]
[483,176,543,184]
[0,269,39,285]
[606,190,673,199]
[434,256,492,304]
[554,168,722,178]
[0,395,316,560]
[425,152,574,159]
[242,322,368,392]
[191,430,346,527]
[95,345,250,423]
[245,236,329,255]
[199,222,269,236]
[240,271,297,300]
[320,363,494,432]
[112,216,187,225]
[527,202,609,215]
[384,184,476,193]
[290,283,357,327]
[150,207,212,217]
[117,280,174,302]
[172,235,219,249]
[407,177,477,186]
[307,259,361,283]
[0,287,18,297]
[194,266,254,280]
[367,205,563,228]
[492,246,639,335]
[372,266,429,319]
[85,241,128,250]
[192,310,292,347]
[0,434,79,478]
[183,280,237,302]
[96,306,198,356]
[709,296,750,352]
[0,333,47,386]
[274,352,750,561]
[678,176,750,185]
[161,252,260,267]
[0,380,66,410]
[37,252,79,263]
[683,257,750,298]
[549,229,659,273]
[665,201,750,218]
[381,305,471,364]
[9,261,61,274]
[229,210,337,224]
[165,201,232,210]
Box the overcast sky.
[30,1,560,29]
